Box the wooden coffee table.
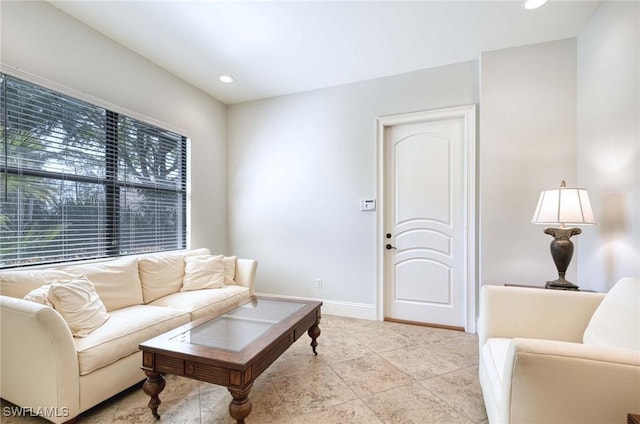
[139,296,322,423]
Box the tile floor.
[1,315,487,424]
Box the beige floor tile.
[200,379,292,423]
[77,401,118,423]
[290,399,383,424]
[379,343,472,381]
[260,337,326,380]
[351,326,416,352]
[433,334,480,364]
[222,379,292,424]
[156,373,202,401]
[362,383,474,424]
[198,385,235,424]
[419,366,487,423]
[107,383,149,414]
[321,315,397,332]
[313,326,375,364]
[111,393,201,424]
[389,323,464,344]
[328,354,412,397]
[271,365,357,416]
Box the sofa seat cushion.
[583,277,639,351]
[149,285,250,320]
[481,337,512,404]
[74,304,190,375]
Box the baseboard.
[254,292,377,321]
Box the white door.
[379,106,475,329]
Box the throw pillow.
[583,277,639,351]
[221,255,237,285]
[48,275,110,337]
[181,255,225,291]
[24,284,53,307]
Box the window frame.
[0,71,190,269]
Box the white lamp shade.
[532,186,596,226]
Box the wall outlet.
[315,278,322,289]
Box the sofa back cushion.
[138,248,210,303]
[1,257,143,312]
[1,268,74,298]
[58,257,143,312]
[583,277,639,351]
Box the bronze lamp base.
[543,227,581,291]
[545,278,579,291]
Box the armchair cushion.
[583,277,639,350]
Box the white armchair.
[478,278,640,424]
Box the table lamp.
[531,180,596,290]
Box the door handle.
[385,244,396,250]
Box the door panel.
[395,259,451,304]
[395,229,450,255]
[383,117,465,327]
[395,133,450,224]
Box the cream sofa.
[478,278,640,424]
[0,249,257,424]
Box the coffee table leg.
[143,370,166,419]
[228,387,252,424]
[308,318,321,355]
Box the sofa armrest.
[504,338,640,423]
[235,259,258,295]
[0,295,80,423]
[478,285,605,347]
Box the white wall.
[228,62,478,316]
[577,1,640,291]
[0,1,228,253]
[479,39,579,287]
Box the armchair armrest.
[504,338,640,423]
[235,259,258,295]
[478,285,605,346]
[0,295,80,423]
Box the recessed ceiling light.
[219,75,235,84]
[524,0,548,9]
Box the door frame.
[376,105,477,332]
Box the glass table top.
[170,298,305,352]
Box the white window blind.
[0,73,187,268]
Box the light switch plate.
[360,199,376,211]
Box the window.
[0,73,187,268]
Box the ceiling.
[50,1,601,105]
